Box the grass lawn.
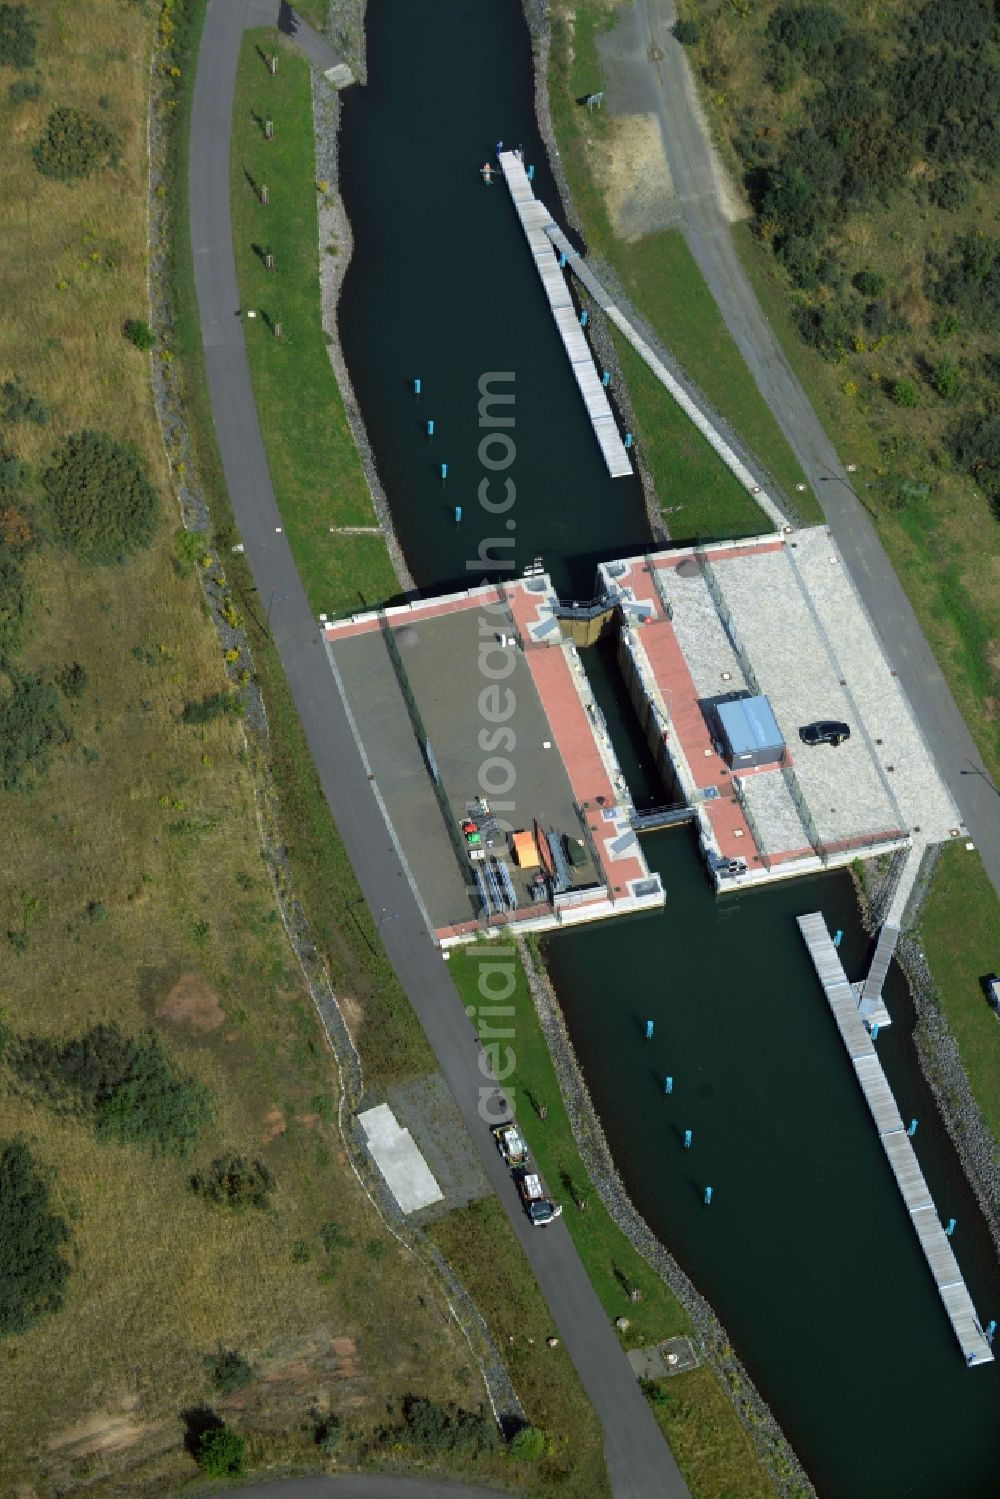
[447,944,780,1499]
[429,1198,612,1499]
[230,29,398,616]
[547,0,810,528]
[917,844,1000,1155]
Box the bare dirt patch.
[338,991,364,1041]
[156,971,225,1031]
[261,1105,288,1145]
[594,112,678,240]
[47,1407,165,1459]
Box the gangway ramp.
[859,922,899,1031]
[498,152,632,479]
[798,911,993,1367]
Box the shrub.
[926,233,1000,332]
[672,19,700,45]
[0,377,48,426]
[930,356,962,400]
[123,318,155,351]
[33,107,117,181]
[0,669,68,789]
[196,1425,246,1478]
[928,169,973,213]
[0,4,36,69]
[10,1023,212,1156]
[0,1138,72,1337]
[510,1425,546,1461]
[205,1348,254,1395]
[854,269,886,298]
[0,548,28,660]
[8,76,39,102]
[43,430,159,565]
[181,690,242,725]
[948,413,1000,487]
[396,1396,498,1458]
[191,1153,275,1210]
[888,378,918,408]
[56,661,87,700]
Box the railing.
[629,804,696,831]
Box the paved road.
[231,1476,508,1498]
[627,0,1000,900]
[189,4,687,1496]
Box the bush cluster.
[205,1347,254,1394]
[0,669,68,790]
[383,1396,498,1459]
[33,107,118,181]
[0,1138,72,1337]
[0,377,48,426]
[191,1153,275,1210]
[10,1022,213,1156]
[43,430,159,565]
[0,4,36,69]
[181,690,243,725]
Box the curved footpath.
[628,0,1000,899]
[189,3,688,1496]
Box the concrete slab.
[358,1102,444,1214]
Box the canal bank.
[330,3,999,1496]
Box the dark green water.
[338,6,1000,1495]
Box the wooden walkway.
[497,153,632,479]
[798,912,994,1367]
[859,922,899,1014]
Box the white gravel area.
[655,564,747,699]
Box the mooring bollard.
[664,1076,673,1095]
[908,1118,918,1136]
[454,505,462,524]
[580,309,589,327]
[986,1320,996,1344]
[440,462,448,482]
[528,163,535,181]
[645,1019,654,1040]
[625,432,633,449]
[559,252,567,268]
[871,1023,879,1040]
[833,928,843,947]
[426,419,434,437]
[413,377,421,396]
[602,370,610,387]
[683,1129,692,1149]
[704,1186,713,1206]
[945,1218,957,1236]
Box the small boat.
[481,162,493,184]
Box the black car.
[799,720,851,747]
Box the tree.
[0,4,36,69]
[196,1425,246,1478]
[0,1138,72,1336]
[672,19,700,45]
[123,318,155,351]
[854,269,886,299]
[43,430,159,565]
[191,1153,275,1210]
[0,670,68,790]
[510,1425,546,1461]
[33,107,117,181]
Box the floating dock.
[497,152,632,479]
[798,912,993,1366]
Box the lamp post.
[960,764,1000,799]
[377,907,399,937]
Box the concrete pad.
[358,1103,444,1214]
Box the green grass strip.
[230,29,398,616]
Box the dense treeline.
[698,0,1000,512]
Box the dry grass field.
[0,3,487,1491]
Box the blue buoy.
[664,1076,673,1095]
[528,163,535,181]
[683,1129,692,1149]
[986,1320,996,1344]
[833,928,843,947]
[645,1019,654,1040]
[580,309,589,327]
[440,462,448,482]
[427,419,435,437]
[602,370,610,387]
[908,1118,918,1137]
[413,377,421,396]
[704,1186,713,1206]
[945,1217,957,1236]
[625,432,633,450]
[454,505,462,524]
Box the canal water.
[338,4,1000,1495]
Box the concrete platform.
[358,1102,444,1215]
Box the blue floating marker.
[704,1186,713,1206]
[833,928,844,948]
[986,1320,996,1344]
[645,1019,654,1040]
[908,1118,918,1137]
[664,1076,673,1095]
[683,1129,692,1149]
[413,377,421,396]
[945,1217,957,1237]
[527,163,535,181]
[454,505,462,524]
[426,419,435,437]
[602,370,610,387]
[440,462,448,482]
[625,432,634,450]
[580,309,589,327]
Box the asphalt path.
[628,0,1000,899]
[229,1478,510,1498]
[189,4,687,1495]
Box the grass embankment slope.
[447,946,783,1499]
[0,4,487,1491]
[230,29,398,616]
[547,0,818,537]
